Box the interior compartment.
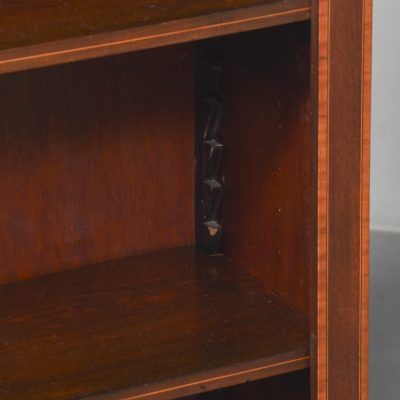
[0,21,313,400]
[182,370,310,400]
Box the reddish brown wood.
[220,22,312,314]
[312,0,371,399]
[312,0,328,398]
[0,0,372,398]
[328,1,363,393]
[0,246,310,400]
[0,45,194,284]
[361,3,372,398]
[309,1,322,399]
[0,0,311,74]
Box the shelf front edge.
[0,2,311,75]
[87,351,310,400]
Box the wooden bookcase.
[0,1,371,399]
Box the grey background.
[371,0,400,232]
[370,0,400,399]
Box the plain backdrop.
[371,0,400,232]
[370,1,400,399]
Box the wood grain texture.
[313,0,372,399]
[220,23,312,314]
[0,45,194,284]
[361,1,372,398]
[0,0,311,74]
[313,0,329,398]
[0,246,310,400]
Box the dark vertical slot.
[195,41,223,255]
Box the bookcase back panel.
[220,23,312,314]
[0,44,195,284]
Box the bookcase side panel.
[313,0,371,398]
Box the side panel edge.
[313,0,371,399]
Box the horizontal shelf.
[0,0,311,74]
[0,246,309,400]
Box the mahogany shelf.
[0,0,310,74]
[0,246,309,400]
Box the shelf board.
[0,246,309,400]
[0,0,311,74]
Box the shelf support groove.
[196,42,224,255]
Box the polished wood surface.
[0,0,311,74]
[0,45,194,284]
[220,23,312,314]
[182,369,310,400]
[0,0,309,49]
[0,246,309,400]
[361,2,373,398]
[313,0,372,399]
[313,0,329,398]
[0,0,373,398]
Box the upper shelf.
[0,0,311,74]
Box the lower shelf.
[0,246,309,400]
